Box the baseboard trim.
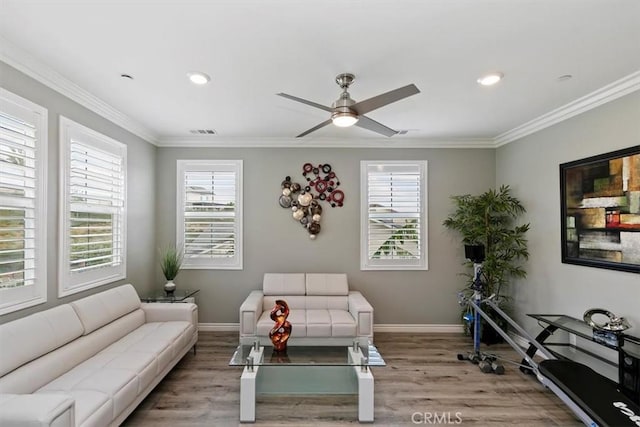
[198,323,240,332]
[198,323,464,333]
[373,324,464,333]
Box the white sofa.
[239,273,373,346]
[0,284,198,427]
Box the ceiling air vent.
[189,129,217,135]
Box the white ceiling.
[1,0,639,145]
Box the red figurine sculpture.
[269,299,292,352]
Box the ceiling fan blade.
[277,93,333,113]
[355,115,398,137]
[296,119,333,137]
[351,84,420,115]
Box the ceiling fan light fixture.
[187,71,211,85]
[477,72,504,86]
[332,111,359,127]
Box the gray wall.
[496,91,640,334]
[156,147,496,324]
[9,55,634,330]
[0,61,157,323]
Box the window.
[59,117,126,296]
[0,89,47,315]
[177,160,243,269]
[361,160,428,270]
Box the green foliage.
[443,185,530,299]
[159,245,183,281]
[373,219,418,258]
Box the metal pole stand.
[456,262,505,375]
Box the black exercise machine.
[459,293,640,427]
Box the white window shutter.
[59,117,127,296]
[177,160,243,269]
[0,89,47,314]
[361,161,428,270]
[68,141,125,272]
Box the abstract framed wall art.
[560,145,640,273]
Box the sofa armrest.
[348,291,374,338]
[141,303,198,326]
[239,290,264,337]
[0,393,75,427]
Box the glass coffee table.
[229,342,385,423]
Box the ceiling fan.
[277,73,420,137]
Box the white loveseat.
[239,273,373,346]
[0,284,198,427]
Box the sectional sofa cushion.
[0,284,198,427]
[37,320,192,426]
[0,305,84,378]
[69,284,141,335]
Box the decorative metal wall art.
[278,163,345,239]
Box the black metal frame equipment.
[461,294,640,427]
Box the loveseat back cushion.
[263,273,305,296]
[0,304,84,378]
[305,274,349,296]
[262,296,307,311]
[70,284,141,335]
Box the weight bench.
[466,296,640,427]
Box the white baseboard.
[373,324,464,333]
[196,323,464,333]
[198,323,240,332]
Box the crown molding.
[494,70,640,146]
[3,37,637,149]
[155,136,495,149]
[0,36,159,145]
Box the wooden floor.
[123,331,581,426]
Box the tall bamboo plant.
[443,185,530,303]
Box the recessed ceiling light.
[477,72,504,86]
[190,129,217,135]
[187,71,211,85]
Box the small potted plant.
[159,245,183,295]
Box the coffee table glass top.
[141,289,200,302]
[229,343,385,367]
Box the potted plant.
[159,245,183,295]
[443,185,530,343]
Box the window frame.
[58,116,127,297]
[360,160,428,271]
[0,89,48,315]
[176,159,243,270]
